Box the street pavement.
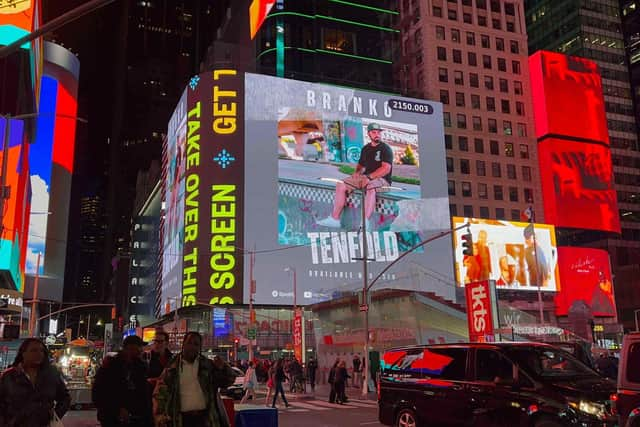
[61,383,383,427]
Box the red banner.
[465,281,496,342]
[293,309,303,362]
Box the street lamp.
[284,266,297,309]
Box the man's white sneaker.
[316,217,341,228]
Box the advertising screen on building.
[555,247,615,318]
[0,0,37,48]
[160,71,454,308]
[452,217,559,292]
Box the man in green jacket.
[153,332,236,427]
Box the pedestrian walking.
[240,361,258,404]
[352,354,361,388]
[264,365,275,406]
[153,331,236,427]
[92,335,152,427]
[334,361,350,404]
[328,358,340,403]
[146,330,173,383]
[0,338,70,427]
[307,357,318,392]
[271,358,290,408]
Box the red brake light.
[610,393,618,402]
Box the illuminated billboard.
[161,71,453,308]
[452,217,560,292]
[555,247,615,318]
[529,51,620,233]
[0,0,37,48]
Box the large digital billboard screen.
[160,71,454,308]
[452,217,559,292]
[555,247,615,317]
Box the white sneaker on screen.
[316,216,341,228]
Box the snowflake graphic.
[188,75,200,90]
[213,149,236,169]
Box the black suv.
[378,342,617,427]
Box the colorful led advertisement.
[555,247,615,317]
[249,0,276,39]
[452,217,560,292]
[160,71,453,308]
[0,0,37,48]
[529,51,620,233]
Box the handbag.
[267,377,274,388]
[50,411,64,427]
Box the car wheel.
[534,418,562,427]
[396,408,417,427]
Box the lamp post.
[284,267,297,309]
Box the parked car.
[617,332,640,426]
[378,342,617,427]
[222,367,246,400]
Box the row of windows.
[438,69,524,95]
[436,46,522,73]
[618,191,640,204]
[605,101,634,116]
[611,136,640,151]
[582,14,622,34]
[444,135,530,159]
[603,83,632,100]
[582,48,626,66]
[443,111,528,136]
[615,172,640,185]
[608,118,637,133]
[434,26,520,53]
[442,0,517,15]
[450,204,533,220]
[447,158,533,182]
[440,89,525,116]
[613,154,640,169]
[431,5,518,32]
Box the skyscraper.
[526,0,640,328]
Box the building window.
[446,157,454,172]
[415,52,423,65]
[501,99,510,113]
[522,166,531,181]
[510,40,519,53]
[517,123,527,137]
[323,28,356,53]
[474,138,484,153]
[512,60,521,74]
[516,101,524,115]
[490,0,500,12]
[478,15,487,26]
[440,90,450,104]
[450,204,458,216]
[484,76,494,90]
[460,158,470,174]
[438,47,447,60]
[477,0,487,8]
[453,49,462,63]
[444,112,452,127]
[433,6,443,17]
[468,52,477,66]
[480,206,490,217]
[499,78,508,93]
[470,73,479,87]
[463,13,472,23]
[471,94,481,109]
[439,68,448,82]
[507,164,516,179]
[448,180,456,195]
[488,118,497,133]
[466,32,476,45]
[496,207,505,219]
[476,160,486,176]
[498,58,507,72]
[519,144,529,159]
[486,97,496,111]
[506,21,515,32]
[478,184,488,199]
[451,28,460,43]
[483,55,492,69]
[456,92,466,107]
[414,29,423,47]
[524,188,533,203]
[473,116,482,131]
[457,114,467,129]
[514,81,523,95]
[462,182,472,197]
[492,19,501,30]
[481,34,490,48]
[448,9,458,20]
[490,140,499,155]
[509,186,519,202]
[459,136,469,151]
[494,185,504,201]
[496,37,504,51]
[505,142,514,157]
[463,205,474,217]
[505,3,515,16]
[503,120,512,135]
[436,26,446,40]
[492,162,501,177]
[454,70,463,85]
[445,134,453,149]
[511,209,520,221]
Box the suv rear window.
[381,347,468,381]
[627,343,640,383]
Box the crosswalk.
[275,398,378,413]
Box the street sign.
[0,298,8,309]
[359,304,369,312]
[247,327,257,340]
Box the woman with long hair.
[264,362,275,406]
[240,360,258,403]
[0,338,70,426]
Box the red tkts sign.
[293,309,303,362]
[465,281,495,342]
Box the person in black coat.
[0,338,70,427]
[92,335,153,427]
[146,331,173,382]
[328,358,340,403]
[306,357,318,392]
[334,360,351,404]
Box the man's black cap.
[367,122,382,132]
[123,335,147,347]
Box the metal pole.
[530,209,545,324]
[248,249,255,362]
[28,252,41,337]
[293,268,297,309]
[361,188,369,397]
[86,313,91,338]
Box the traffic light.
[461,232,473,256]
